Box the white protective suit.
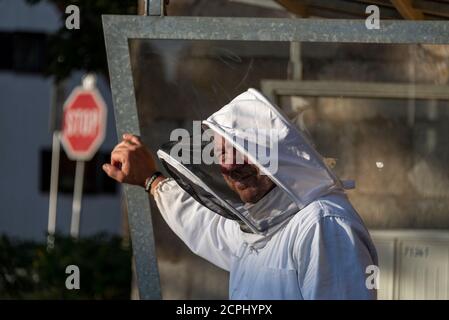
[154,89,378,300]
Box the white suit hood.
[158,89,346,235]
[203,89,343,209]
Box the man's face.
[214,134,275,204]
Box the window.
[40,149,117,195]
[0,31,47,73]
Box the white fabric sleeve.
[153,178,241,271]
[295,215,378,300]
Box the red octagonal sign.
[61,87,107,161]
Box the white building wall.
[0,0,122,241]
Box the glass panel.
[129,39,449,230]
[128,39,449,300]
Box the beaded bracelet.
[144,171,163,193]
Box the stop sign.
[60,87,107,161]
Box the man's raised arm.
[103,133,240,271]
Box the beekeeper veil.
[157,88,346,235]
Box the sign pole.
[70,160,85,239]
[47,131,61,248]
[61,73,106,240]
[47,78,66,249]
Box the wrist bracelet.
[144,171,163,193]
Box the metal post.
[70,160,85,238]
[407,45,417,127]
[47,78,66,249]
[289,41,302,80]
[47,131,61,248]
[145,0,164,16]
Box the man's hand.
[102,133,157,188]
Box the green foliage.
[26,0,137,81]
[0,234,132,299]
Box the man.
[103,89,378,299]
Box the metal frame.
[102,15,449,300]
[261,80,449,105]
